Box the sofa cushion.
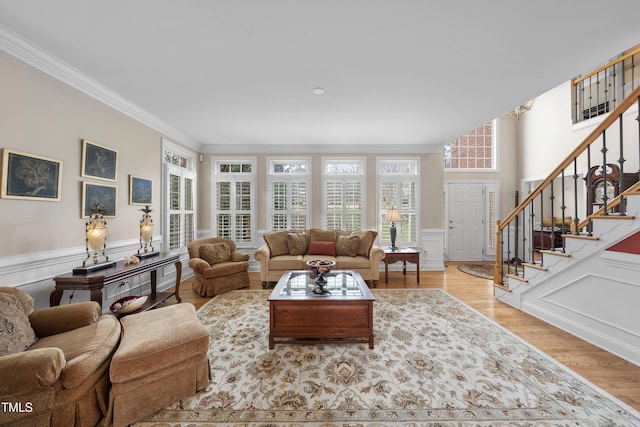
[0,292,37,356]
[335,255,372,269]
[269,255,305,270]
[336,235,359,257]
[308,241,337,256]
[287,233,309,256]
[263,230,291,257]
[351,230,378,257]
[199,242,231,265]
[310,228,337,242]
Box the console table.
[51,252,182,310]
[384,247,420,283]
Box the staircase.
[496,190,640,365]
[493,81,640,365]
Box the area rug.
[135,289,640,426]
[458,263,494,280]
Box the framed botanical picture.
[81,139,117,181]
[82,181,117,218]
[1,149,63,201]
[129,175,152,205]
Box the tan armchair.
[187,237,250,296]
[0,286,121,427]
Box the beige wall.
[1,49,445,264]
[0,51,172,258]
[518,81,640,182]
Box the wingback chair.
[187,237,250,296]
[0,286,121,427]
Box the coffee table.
[268,270,375,349]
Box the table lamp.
[384,207,403,250]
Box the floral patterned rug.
[136,289,640,426]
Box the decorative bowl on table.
[306,259,336,291]
[110,295,148,315]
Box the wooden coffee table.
[268,270,375,349]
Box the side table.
[384,247,420,283]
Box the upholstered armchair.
[0,286,121,427]
[187,237,250,296]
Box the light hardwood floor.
[166,261,640,412]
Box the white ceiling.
[1,1,639,153]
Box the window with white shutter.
[322,158,365,231]
[377,158,420,246]
[267,158,311,231]
[213,157,256,247]
[162,140,196,253]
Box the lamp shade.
[384,208,402,223]
[87,218,107,254]
[140,219,153,243]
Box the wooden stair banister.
[495,84,640,286]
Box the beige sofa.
[254,228,385,288]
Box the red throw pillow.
[308,241,336,256]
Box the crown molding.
[201,143,442,155]
[0,25,201,152]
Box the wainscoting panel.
[520,250,640,366]
[0,237,191,312]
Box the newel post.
[494,219,503,285]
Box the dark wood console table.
[51,252,182,310]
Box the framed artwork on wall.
[1,148,63,201]
[129,175,152,205]
[81,139,117,181]
[82,181,117,218]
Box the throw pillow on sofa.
[263,230,290,257]
[351,230,378,257]
[308,241,336,256]
[336,235,359,257]
[287,233,309,256]
[199,242,231,265]
[0,292,37,356]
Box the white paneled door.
[447,183,483,260]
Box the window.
[322,158,365,231]
[162,140,196,253]
[267,158,311,231]
[377,158,420,246]
[444,121,495,170]
[212,157,256,247]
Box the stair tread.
[522,262,548,271]
[539,249,571,257]
[562,234,599,240]
[591,215,635,220]
[506,273,528,282]
[493,282,511,292]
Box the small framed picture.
[129,175,152,205]
[1,149,63,201]
[81,139,117,181]
[82,181,117,218]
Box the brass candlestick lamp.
[74,204,116,273]
[136,205,159,259]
